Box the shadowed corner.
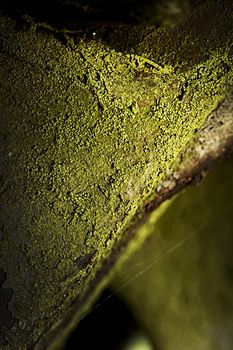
[64,288,154,350]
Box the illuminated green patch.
[0,4,232,347]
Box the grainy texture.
[0,1,233,348]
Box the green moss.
[0,2,233,348]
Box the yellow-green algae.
[0,2,233,348]
[112,154,233,350]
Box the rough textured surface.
[112,153,233,350]
[0,1,233,348]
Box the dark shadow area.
[64,288,144,350]
[0,0,147,30]
[1,0,232,73]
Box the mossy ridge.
[0,6,232,348]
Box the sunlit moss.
[0,2,232,348]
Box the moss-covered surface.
[0,1,233,348]
[112,153,233,350]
